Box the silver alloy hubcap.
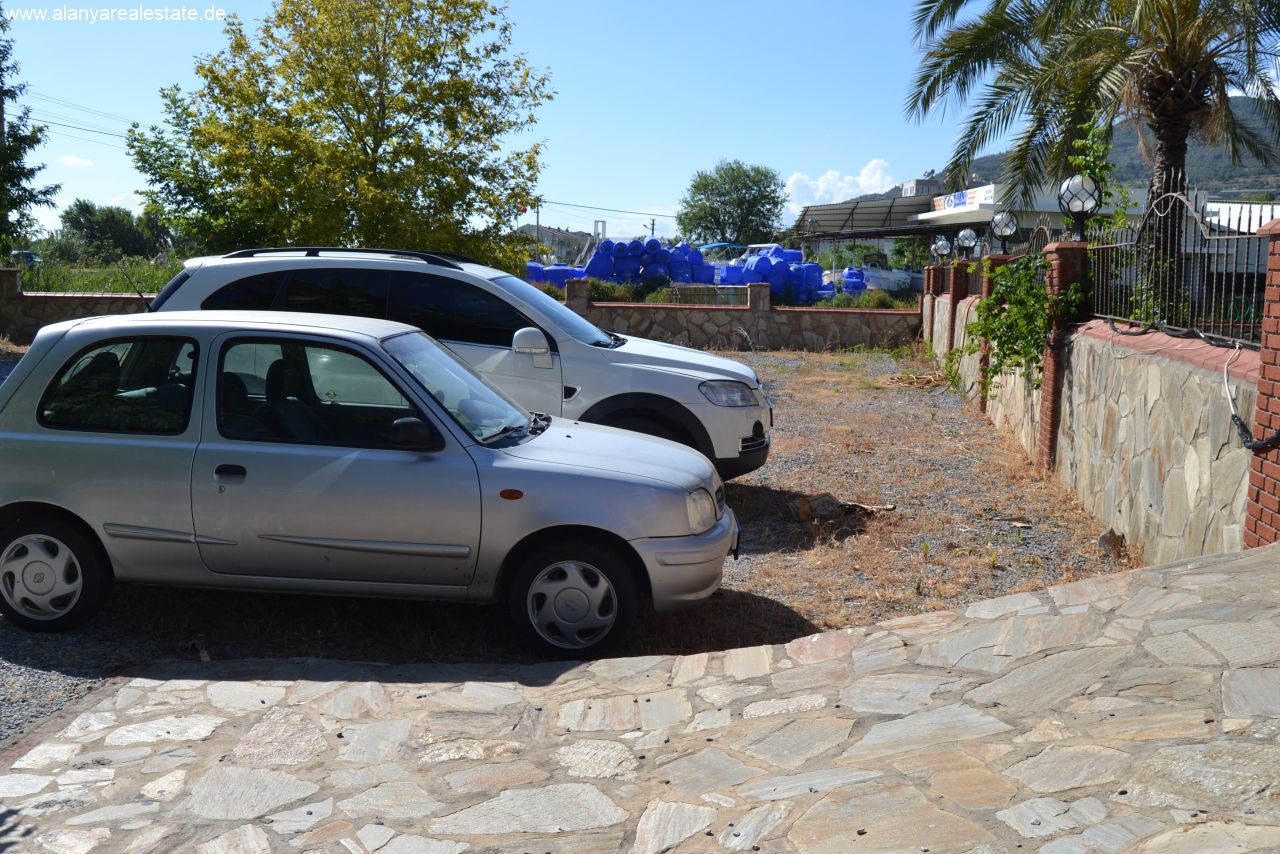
[1,534,83,621]
[526,560,617,650]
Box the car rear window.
[201,272,284,311]
[39,337,199,435]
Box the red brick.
[1262,492,1280,513]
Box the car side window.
[201,272,285,311]
[218,339,421,447]
[281,268,389,319]
[400,272,531,347]
[39,337,198,435]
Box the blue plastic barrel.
[599,239,615,256]
[669,252,691,283]
[720,265,743,285]
[766,261,790,296]
[525,261,545,283]
[542,264,572,288]
[787,263,805,288]
[614,253,642,282]
[583,251,613,280]
[691,263,715,284]
[644,237,661,253]
[688,249,704,265]
[842,267,867,295]
[641,262,671,283]
[612,242,629,258]
[802,262,823,290]
[743,255,773,283]
[628,239,644,256]
[782,248,804,264]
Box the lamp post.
[991,211,1019,254]
[1058,174,1102,242]
[932,235,952,262]
[955,228,977,260]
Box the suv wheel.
[0,516,109,631]
[508,541,637,658]
[605,413,679,444]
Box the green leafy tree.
[58,199,162,263]
[889,236,930,271]
[675,160,787,245]
[0,4,58,247]
[907,0,1280,204]
[127,0,551,269]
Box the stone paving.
[3,545,1280,853]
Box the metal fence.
[1089,188,1277,348]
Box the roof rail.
[418,250,484,265]
[220,247,463,270]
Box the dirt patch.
[668,346,1134,635]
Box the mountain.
[964,97,1280,199]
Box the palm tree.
[907,0,1280,205]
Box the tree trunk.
[1143,106,1192,326]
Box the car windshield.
[487,274,613,347]
[382,331,530,444]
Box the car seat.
[256,359,329,441]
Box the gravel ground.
[0,346,1134,749]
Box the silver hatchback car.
[0,311,737,656]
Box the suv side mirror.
[512,327,553,369]
[391,417,444,452]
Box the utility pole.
[649,218,655,238]
[535,204,542,263]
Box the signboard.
[932,184,996,212]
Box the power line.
[29,118,128,139]
[40,128,127,151]
[541,199,677,218]
[28,108,125,136]
[26,90,134,124]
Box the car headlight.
[686,488,717,535]
[699,380,756,407]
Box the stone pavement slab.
[3,544,1280,852]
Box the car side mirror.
[512,327,553,369]
[391,417,444,452]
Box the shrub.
[21,258,185,294]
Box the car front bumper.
[632,507,737,612]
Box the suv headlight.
[686,488,717,535]
[699,380,756,407]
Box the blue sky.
[9,0,972,241]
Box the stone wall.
[933,286,1257,563]
[0,269,150,343]
[1057,322,1256,563]
[569,280,919,351]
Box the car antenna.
[115,259,152,312]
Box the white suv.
[152,248,772,478]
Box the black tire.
[0,514,109,632]
[507,540,638,659]
[605,413,681,445]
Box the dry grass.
[650,346,1135,643]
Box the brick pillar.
[975,255,1013,413]
[945,262,971,355]
[565,278,589,316]
[747,282,771,312]
[1036,242,1088,472]
[1245,220,1280,547]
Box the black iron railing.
[1088,185,1277,348]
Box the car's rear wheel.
[508,541,637,658]
[0,516,108,632]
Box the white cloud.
[108,192,144,211]
[785,160,896,217]
[55,154,93,168]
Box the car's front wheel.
[0,515,109,632]
[508,541,638,658]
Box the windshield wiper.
[482,421,529,443]
[528,411,551,434]
[609,332,626,348]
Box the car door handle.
[214,464,247,479]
